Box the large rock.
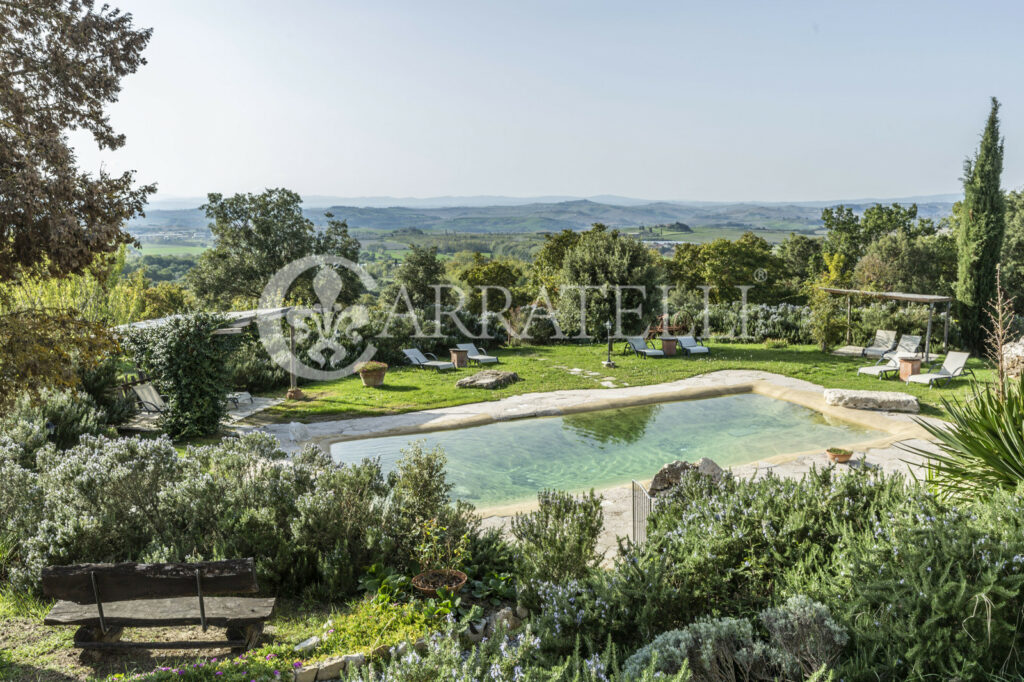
[455,370,520,390]
[823,389,918,413]
[1004,337,1024,378]
[649,458,723,495]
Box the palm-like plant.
[902,376,1024,499]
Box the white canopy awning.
[112,307,294,333]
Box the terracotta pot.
[411,569,467,597]
[827,448,853,463]
[359,369,386,387]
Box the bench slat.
[44,596,275,628]
[42,559,258,604]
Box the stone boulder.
[649,458,723,495]
[455,370,520,390]
[1004,337,1024,378]
[823,388,919,413]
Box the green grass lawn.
[262,343,991,423]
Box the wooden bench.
[42,558,275,651]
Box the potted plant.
[411,518,469,597]
[355,361,388,387]
[826,447,853,463]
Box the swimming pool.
[329,393,886,508]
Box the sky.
[72,0,1024,204]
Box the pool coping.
[248,370,932,515]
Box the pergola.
[113,307,298,387]
[820,288,952,361]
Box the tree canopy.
[0,0,155,281]
[956,97,1006,353]
[555,224,662,337]
[187,189,361,308]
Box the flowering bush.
[511,489,604,599]
[3,433,488,597]
[615,467,1024,679]
[0,387,113,463]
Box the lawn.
[262,342,991,423]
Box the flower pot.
[359,369,386,387]
[827,448,853,463]
[411,569,467,597]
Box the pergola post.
[289,324,297,391]
[845,296,852,344]
[924,302,934,362]
[943,300,951,353]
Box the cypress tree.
[956,97,1006,353]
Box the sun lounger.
[130,382,168,413]
[862,330,897,357]
[905,352,974,387]
[403,348,455,372]
[624,337,665,359]
[880,334,922,363]
[857,357,899,379]
[675,335,710,355]
[455,343,498,365]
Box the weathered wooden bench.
[42,558,275,651]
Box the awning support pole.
[943,301,951,353]
[925,302,934,362]
[846,296,852,344]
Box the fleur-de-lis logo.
[257,255,378,381]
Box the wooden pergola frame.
[820,287,952,361]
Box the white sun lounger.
[403,348,455,372]
[131,382,168,413]
[857,356,899,379]
[862,330,897,357]
[879,334,922,363]
[455,343,498,365]
[905,352,974,387]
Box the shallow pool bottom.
[329,393,886,508]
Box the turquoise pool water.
[329,393,885,508]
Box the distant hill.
[129,197,955,236]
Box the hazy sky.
[73,1,1024,203]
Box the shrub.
[624,466,905,627]
[903,376,1024,499]
[759,595,848,677]
[511,489,604,591]
[76,356,137,425]
[227,333,290,393]
[763,337,788,349]
[622,616,789,681]
[2,433,491,598]
[0,387,113,461]
[831,486,1024,680]
[622,597,845,682]
[121,312,234,437]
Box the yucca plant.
[902,376,1024,499]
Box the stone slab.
[823,388,919,413]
